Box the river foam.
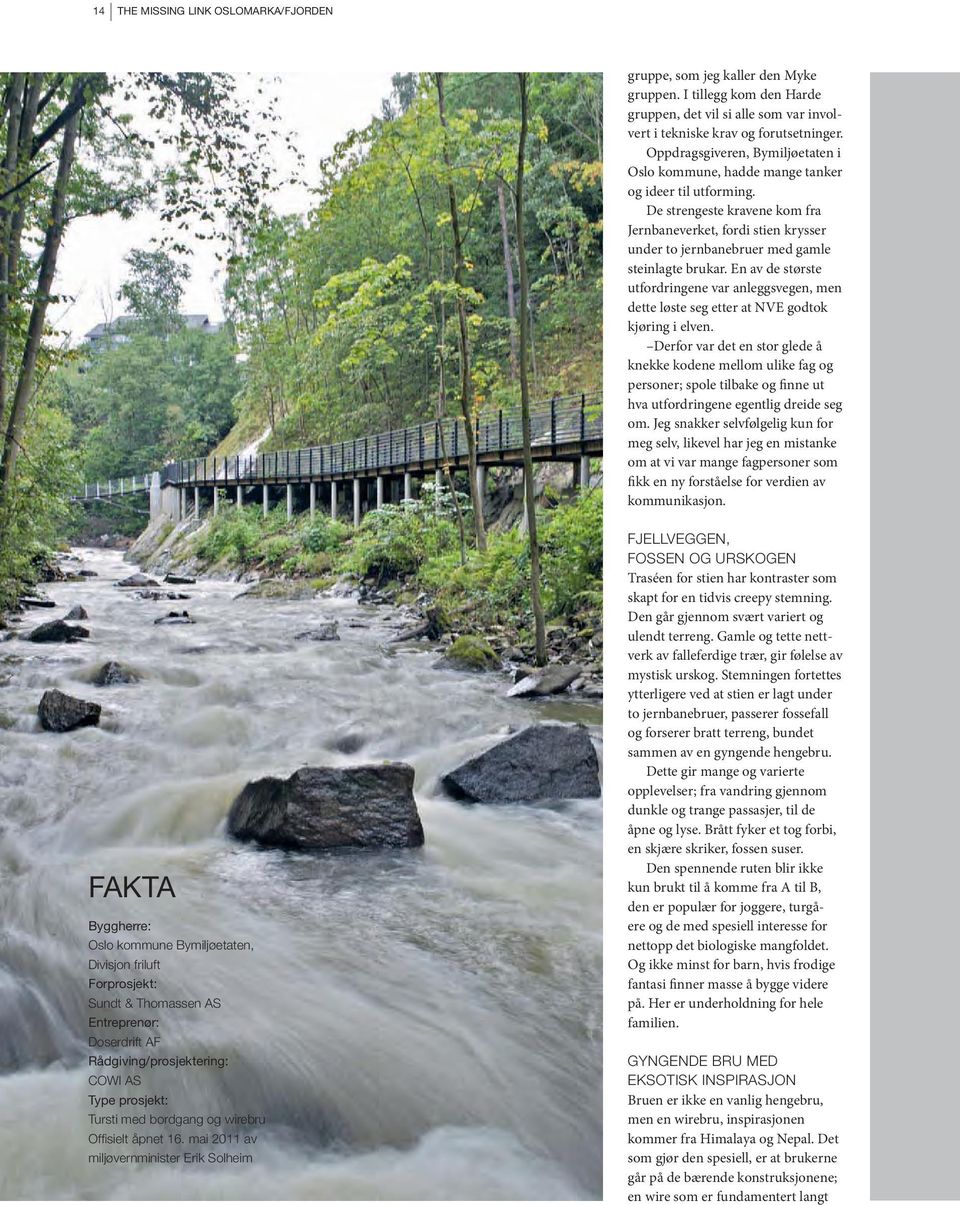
[0,549,601,1199]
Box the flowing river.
[0,548,601,1200]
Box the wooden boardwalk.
[74,391,602,524]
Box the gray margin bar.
[871,73,960,1201]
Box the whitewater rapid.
[0,549,601,1200]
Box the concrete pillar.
[476,464,487,500]
[309,481,316,518]
[180,488,188,521]
[331,480,338,520]
[376,476,384,509]
[404,471,412,502]
[213,488,219,517]
[194,486,200,518]
[579,454,591,489]
[286,483,294,520]
[236,485,243,509]
[149,472,161,522]
[353,478,361,527]
[262,484,269,516]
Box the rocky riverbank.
[125,505,604,701]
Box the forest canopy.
[222,71,602,453]
[0,71,288,598]
[0,71,602,612]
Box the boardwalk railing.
[77,391,601,500]
[78,473,153,500]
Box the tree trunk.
[434,72,486,552]
[0,75,40,422]
[515,73,547,667]
[0,74,25,415]
[0,92,80,501]
[497,177,519,379]
[437,289,467,563]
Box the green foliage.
[1,70,290,600]
[58,322,242,480]
[224,72,602,452]
[0,405,81,608]
[194,504,349,573]
[63,494,149,542]
[540,484,602,615]
[119,249,190,334]
[194,505,263,566]
[302,514,349,554]
[422,487,602,627]
[261,534,298,569]
[420,525,528,621]
[182,483,602,654]
[345,499,460,582]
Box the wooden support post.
[353,477,360,527]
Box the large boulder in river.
[227,764,424,851]
[63,605,89,621]
[441,724,600,804]
[164,573,196,585]
[38,689,101,733]
[27,619,89,643]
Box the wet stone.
[26,620,89,644]
[441,723,601,804]
[228,763,425,852]
[93,661,139,687]
[38,689,101,733]
[154,611,194,625]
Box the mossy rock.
[443,635,501,672]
